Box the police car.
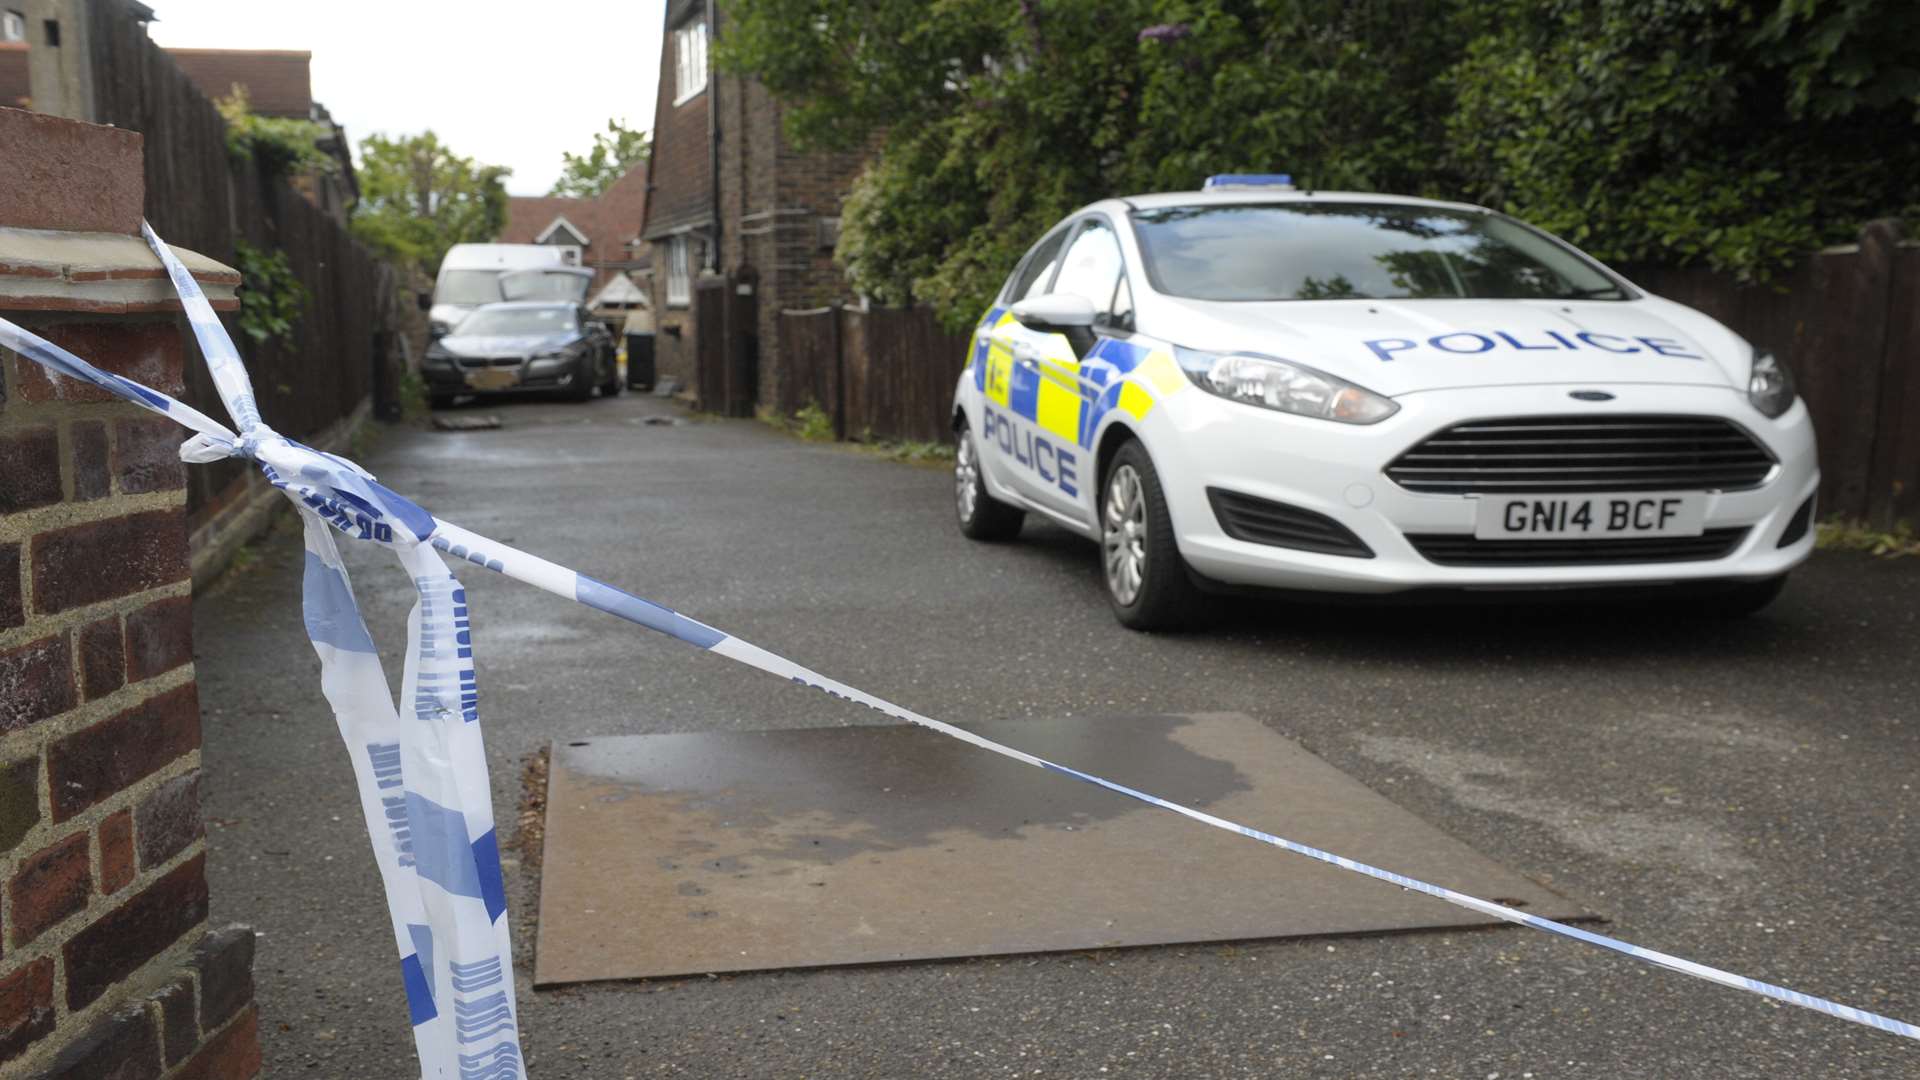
[950,176,1817,629]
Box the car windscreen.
[453,307,577,336]
[1128,203,1630,302]
[437,269,509,305]
[500,269,593,302]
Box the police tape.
[0,225,1910,1078]
[1,226,526,1080]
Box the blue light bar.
[1203,173,1294,189]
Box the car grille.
[1386,415,1775,494]
[1406,527,1749,567]
[457,356,525,368]
[1208,489,1374,558]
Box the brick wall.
[643,0,718,392]
[0,107,260,1080]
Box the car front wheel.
[567,355,595,401]
[599,350,621,397]
[954,421,1024,541]
[1101,440,1202,631]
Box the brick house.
[639,0,872,409]
[499,161,652,319]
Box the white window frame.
[672,20,709,106]
[1,10,25,42]
[666,235,692,307]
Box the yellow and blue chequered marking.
[970,307,1190,450]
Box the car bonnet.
[1148,296,1749,396]
[439,331,580,357]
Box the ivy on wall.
[234,241,309,348]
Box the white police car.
[950,176,1817,629]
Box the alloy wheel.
[955,433,980,523]
[1103,464,1146,606]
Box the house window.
[666,236,692,306]
[1,10,25,42]
[673,20,709,105]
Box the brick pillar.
[0,106,261,1078]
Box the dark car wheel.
[954,420,1023,541]
[429,393,456,410]
[599,352,621,397]
[1101,439,1203,631]
[567,355,594,402]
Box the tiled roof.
[165,48,313,118]
[501,197,581,244]
[500,162,652,302]
[502,161,649,251]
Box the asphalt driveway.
[192,390,1920,1078]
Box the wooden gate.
[693,273,759,417]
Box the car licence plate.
[1474,493,1707,540]
[466,368,520,391]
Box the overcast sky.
[146,0,666,196]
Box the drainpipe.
[706,0,721,273]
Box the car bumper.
[424,363,581,395]
[1155,384,1818,594]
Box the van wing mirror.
[1009,293,1099,357]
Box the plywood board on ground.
[534,713,1589,985]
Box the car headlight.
[1174,347,1398,424]
[423,345,453,367]
[528,350,573,371]
[1748,348,1795,418]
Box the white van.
[430,244,592,337]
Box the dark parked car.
[423,302,618,406]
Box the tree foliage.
[549,118,652,198]
[349,132,511,273]
[717,0,1920,326]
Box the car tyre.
[1692,574,1789,618]
[954,421,1024,541]
[1101,440,1202,631]
[599,353,621,397]
[428,393,455,410]
[567,355,595,402]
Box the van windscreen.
[437,270,507,305]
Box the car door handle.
[1012,346,1040,369]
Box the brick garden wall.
[0,106,260,1080]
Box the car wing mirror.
[1010,293,1098,357]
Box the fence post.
[1862,220,1915,529]
[830,302,846,441]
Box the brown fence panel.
[777,307,843,436]
[1871,243,1920,528]
[842,309,873,438]
[1630,224,1917,525]
[83,0,400,525]
[840,307,970,444]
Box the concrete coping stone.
[0,228,240,315]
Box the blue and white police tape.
[1,234,524,1080]
[1,225,1913,1073]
